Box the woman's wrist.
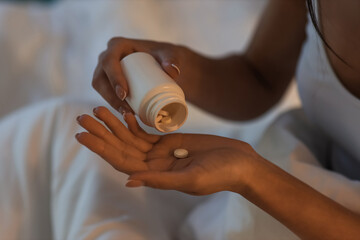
[228,145,268,195]
[229,149,360,239]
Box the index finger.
[101,37,149,100]
[100,52,129,100]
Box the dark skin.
[319,0,360,98]
[91,0,308,120]
[76,106,360,240]
[78,0,360,239]
[76,107,255,195]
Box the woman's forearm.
[179,49,290,121]
[182,53,287,121]
[239,157,360,239]
[179,0,307,121]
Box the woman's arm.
[92,0,307,121]
[186,0,308,120]
[76,108,360,239]
[240,157,360,240]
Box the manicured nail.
[122,112,127,120]
[171,63,180,75]
[118,106,126,116]
[76,116,81,122]
[93,107,99,116]
[116,85,127,101]
[119,107,133,120]
[125,180,144,188]
[75,133,80,138]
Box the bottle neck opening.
[154,102,188,132]
[146,94,188,132]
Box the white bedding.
[1,1,333,239]
[181,110,360,239]
[0,0,300,145]
[1,100,359,240]
[0,99,207,239]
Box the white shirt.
[296,1,360,180]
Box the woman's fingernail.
[75,133,80,138]
[119,107,133,120]
[125,180,144,188]
[118,106,126,116]
[171,63,180,75]
[76,115,81,122]
[93,107,99,115]
[116,85,127,101]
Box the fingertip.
[93,106,104,116]
[115,85,127,101]
[76,114,95,128]
[122,112,128,120]
[114,72,129,96]
[76,115,84,126]
[76,114,86,122]
[75,132,86,142]
[123,112,135,121]
[118,103,134,115]
[128,171,165,186]
[128,171,148,181]
[125,180,144,188]
[161,61,180,80]
[171,63,180,75]
[93,106,110,118]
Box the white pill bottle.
[121,52,188,132]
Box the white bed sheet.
[0,0,300,145]
[0,98,209,239]
[0,1,312,239]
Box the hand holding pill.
[76,106,261,195]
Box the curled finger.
[124,112,160,144]
[92,66,124,110]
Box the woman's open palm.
[76,106,258,195]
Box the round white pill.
[159,110,169,116]
[161,116,172,124]
[174,148,189,159]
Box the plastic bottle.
[120,52,188,132]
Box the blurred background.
[0,0,300,145]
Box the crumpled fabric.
[0,98,208,240]
[178,109,360,240]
